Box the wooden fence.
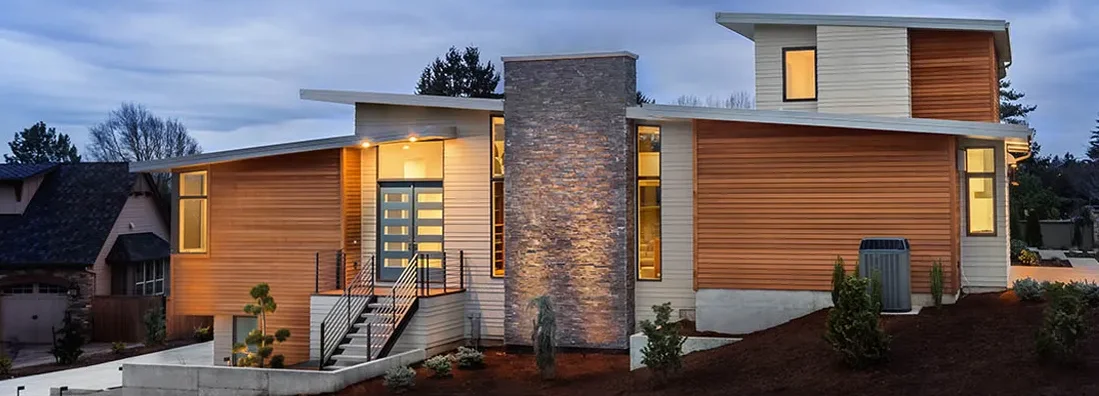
[90,295,163,342]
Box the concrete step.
[353,322,394,329]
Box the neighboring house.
[131,13,1031,368]
[0,163,169,344]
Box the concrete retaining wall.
[117,349,424,396]
[628,333,740,371]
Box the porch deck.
[317,286,463,298]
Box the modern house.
[0,163,169,344]
[131,12,1031,368]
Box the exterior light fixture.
[409,136,418,142]
[360,141,371,148]
[402,145,410,150]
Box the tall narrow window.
[966,148,996,235]
[179,170,208,253]
[638,125,661,280]
[783,47,816,101]
[491,116,505,277]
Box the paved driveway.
[0,341,212,396]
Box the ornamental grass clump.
[639,302,687,386]
[831,256,846,305]
[930,259,945,308]
[1036,283,1090,366]
[825,274,890,369]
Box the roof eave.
[300,89,504,112]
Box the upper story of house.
[717,13,1010,123]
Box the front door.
[378,182,444,281]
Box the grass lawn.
[335,292,1099,395]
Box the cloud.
[0,0,1094,156]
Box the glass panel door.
[377,183,444,281]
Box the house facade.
[132,13,1031,367]
[0,163,170,344]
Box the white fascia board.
[300,89,504,112]
[627,105,1031,141]
[128,135,363,172]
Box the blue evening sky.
[0,0,1094,157]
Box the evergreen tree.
[415,46,502,99]
[1087,114,1099,161]
[1000,79,1037,125]
[5,121,81,164]
[636,91,655,105]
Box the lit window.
[378,141,443,180]
[179,170,208,253]
[638,125,661,280]
[491,116,506,278]
[134,259,168,296]
[966,148,996,235]
[783,47,816,101]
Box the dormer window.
[783,47,816,101]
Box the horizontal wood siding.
[343,148,362,286]
[170,149,343,364]
[635,121,695,325]
[817,26,911,117]
[694,120,957,293]
[910,29,999,122]
[754,25,818,112]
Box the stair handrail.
[318,254,375,368]
[359,252,422,359]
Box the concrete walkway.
[1010,250,1099,284]
[0,341,212,396]
[8,342,142,369]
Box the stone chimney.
[502,52,638,349]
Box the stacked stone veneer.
[502,52,637,349]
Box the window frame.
[781,46,818,102]
[178,169,209,254]
[636,124,662,281]
[489,115,506,278]
[133,259,168,296]
[964,147,997,237]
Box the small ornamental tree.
[831,256,846,305]
[143,305,167,346]
[50,312,85,364]
[529,295,557,380]
[233,283,291,368]
[825,275,890,368]
[639,303,687,386]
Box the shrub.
[639,302,687,385]
[1010,239,1028,260]
[453,346,484,369]
[0,354,11,376]
[868,269,884,312]
[383,366,416,393]
[193,326,213,342]
[1013,278,1044,302]
[50,312,85,365]
[930,259,944,308]
[233,283,291,368]
[1070,281,1099,307]
[831,256,846,305]
[1018,250,1039,266]
[143,306,166,346]
[111,341,126,354]
[1025,210,1043,248]
[269,355,285,368]
[825,275,890,368]
[1036,284,1090,365]
[529,295,557,380]
[424,354,453,378]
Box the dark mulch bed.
[1012,258,1073,267]
[2,339,197,380]
[337,293,1099,396]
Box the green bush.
[930,259,944,308]
[111,341,126,354]
[0,354,11,376]
[383,366,416,393]
[1010,239,1028,260]
[529,295,557,380]
[868,269,883,312]
[50,312,85,365]
[453,346,484,369]
[143,306,166,346]
[1018,250,1039,266]
[639,302,687,385]
[1070,281,1099,307]
[1025,210,1043,248]
[1013,278,1044,302]
[831,256,846,305]
[193,326,213,342]
[825,275,890,368]
[1036,284,1090,365]
[424,354,453,378]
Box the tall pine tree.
[1087,114,1099,161]
[415,46,502,99]
[5,121,81,164]
[1000,79,1037,125]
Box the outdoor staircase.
[318,254,423,370]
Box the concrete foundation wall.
[212,315,233,365]
[629,333,739,370]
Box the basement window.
[179,170,208,253]
[637,125,661,281]
[965,148,996,236]
[783,47,817,101]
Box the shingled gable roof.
[0,163,57,181]
[0,163,149,267]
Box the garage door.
[1,283,69,344]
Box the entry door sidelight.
[378,183,444,281]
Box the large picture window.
[637,125,661,280]
[783,47,817,101]
[966,148,996,235]
[179,170,208,253]
[491,116,505,278]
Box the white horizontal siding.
[754,25,817,112]
[309,295,340,360]
[361,147,376,269]
[960,138,1009,290]
[390,292,467,355]
[635,121,695,326]
[93,176,169,296]
[816,26,911,117]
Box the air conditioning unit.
[858,237,912,312]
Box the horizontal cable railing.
[318,254,374,368]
